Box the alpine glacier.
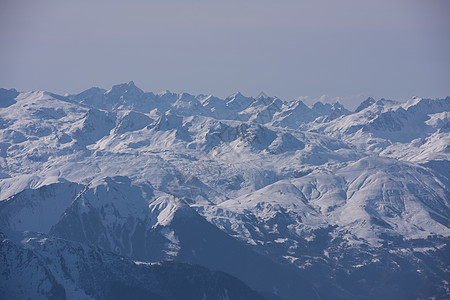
[0,82,449,299]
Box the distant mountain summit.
[354,97,376,112]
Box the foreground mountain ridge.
[0,83,449,299]
[0,231,264,300]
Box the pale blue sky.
[1,0,449,109]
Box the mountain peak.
[354,97,376,113]
[107,81,143,94]
[0,88,19,108]
[256,91,269,99]
[227,91,244,99]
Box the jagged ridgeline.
[0,83,449,299]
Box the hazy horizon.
[1,0,449,109]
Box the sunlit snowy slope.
[0,83,449,299]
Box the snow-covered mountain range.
[1,82,449,299]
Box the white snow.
[0,84,449,279]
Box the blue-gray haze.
[1,0,449,109]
